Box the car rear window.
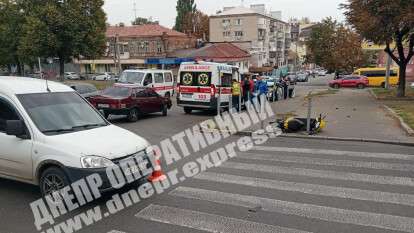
[180,72,212,87]
[101,87,130,97]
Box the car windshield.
[119,72,145,84]
[17,92,107,135]
[101,87,130,97]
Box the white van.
[118,69,174,98]
[177,61,240,114]
[0,76,154,196]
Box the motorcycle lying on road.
[275,114,327,135]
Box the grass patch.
[305,89,339,99]
[385,101,414,130]
[372,87,414,99]
[74,80,114,90]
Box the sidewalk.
[254,88,414,142]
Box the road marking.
[238,152,414,171]
[221,161,414,187]
[136,204,311,233]
[107,231,126,233]
[253,146,414,161]
[194,172,414,207]
[169,187,414,233]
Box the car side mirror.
[6,120,28,139]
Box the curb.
[369,89,378,99]
[199,127,414,147]
[382,105,414,137]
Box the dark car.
[329,75,369,89]
[89,84,172,122]
[66,82,99,100]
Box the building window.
[222,19,231,27]
[234,31,244,37]
[234,19,243,26]
[223,31,231,37]
[157,41,163,53]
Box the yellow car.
[353,68,399,87]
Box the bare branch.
[385,42,401,65]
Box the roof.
[212,6,287,24]
[0,76,73,95]
[106,24,188,38]
[170,43,251,62]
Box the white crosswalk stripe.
[221,161,414,186]
[238,152,414,171]
[169,186,414,232]
[134,146,414,233]
[194,171,414,206]
[136,204,312,233]
[253,146,414,161]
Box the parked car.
[64,72,80,80]
[286,74,298,84]
[296,73,309,82]
[329,75,369,89]
[317,70,328,76]
[89,84,172,122]
[0,76,154,196]
[92,72,112,81]
[118,69,175,98]
[66,82,99,100]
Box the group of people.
[231,75,269,110]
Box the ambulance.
[177,61,240,114]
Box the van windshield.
[119,72,145,84]
[17,92,108,135]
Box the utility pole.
[385,53,391,89]
[133,0,137,20]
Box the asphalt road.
[1,76,414,233]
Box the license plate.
[98,104,109,108]
[182,93,193,98]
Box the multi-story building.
[76,24,196,74]
[209,4,290,68]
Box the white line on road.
[238,152,414,171]
[194,172,414,207]
[169,187,414,233]
[107,231,126,233]
[221,161,414,187]
[136,204,311,233]
[253,146,414,161]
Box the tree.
[18,0,107,78]
[342,0,414,97]
[181,10,209,40]
[174,0,196,32]
[132,17,158,25]
[306,18,366,73]
[0,0,26,74]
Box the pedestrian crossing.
[115,146,414,233]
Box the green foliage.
[306,18,366,73]
[132,17,157,25]
[174,0,196,32]
[0,0,107,76]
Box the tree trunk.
[397,63,406,98]
[59,57,65,82]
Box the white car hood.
[45,125,149,160]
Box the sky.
[103,0,347,28]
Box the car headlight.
[81,156,115,168]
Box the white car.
[0,76,154,196]
[92,72,112,81]
[64,72,80,80]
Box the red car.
[329,75,368,89]
[89,84,172,122]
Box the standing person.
[232,79,241,111]
[257,76,268,104]
[282,75,289,99]
[242,75,250,103]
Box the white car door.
[153,72,165,96]
[0,96,33,180]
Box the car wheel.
[162,105,168,116]
[333,84,340,89]
[127,108,139,122]
[39,167,70,198]
[184,107,192,114]
[357,84,365,89]
[289,89,296,98]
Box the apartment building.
[210,4,290,68]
